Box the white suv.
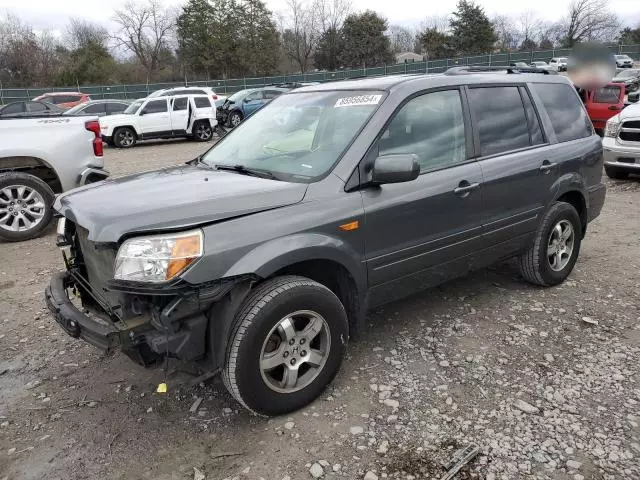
[549,57,568,72]
[614,54,634,68]
[100,95,217,148]
[147,86,220,100]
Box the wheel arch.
[0,156,62,193]
[555,189,587,238]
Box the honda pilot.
[47,70,606,416]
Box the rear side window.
[379,89,466,172]
[194,97,211,108]
[264,90,283,99]
[594,86,621,103]
[468,86,530,156]
[27,102,46,112]
[173,97,188,111]
[532,83,592,142]
[106,102,128,114]
[83,103,106,114]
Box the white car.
[549,57,568,72]
[614,54,634,68]
[100,95,217,148]
[147,86,220,101]
[602,103,640,180]
[530,61,551,71]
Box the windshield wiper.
[214,164,276,179]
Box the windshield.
[202,90,384,182]
[617,70,638,78]
[228,90,250,103]
[124,100,143,114]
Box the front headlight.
[114,229,203,283]
[604,116,621,138]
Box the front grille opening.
[620,131,640,142]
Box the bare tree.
[66,18,109,50]
[314,0,351,33]
[112,0,176,78]
[518,10,542,47]
[560,0,619,46]
[492,14,517,51]
[420,15,449,34]
[280,0,318,73]
[388,25,416,54]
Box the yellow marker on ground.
[156,382,168,393]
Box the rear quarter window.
[194,97,212,108]
[531,83,592,143]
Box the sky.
[0,0,638,37]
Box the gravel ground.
[1,139,639,480]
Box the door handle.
[453,181,480,197]
[539,161,557,174]
[608,105,620,111]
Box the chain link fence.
[1,44,639,104]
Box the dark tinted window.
[26,102,46,112]
[594,85,621,103]
[106,102,128,114]
[379,89,466,171]
[173,97,188,111]
[47,94,81,104]
[193,97,211,108]
[1,102,25,114]
[532,83,592,142]
[468,87,530,156]
[142,99,168,114]
[83,103,106,114]
[521,88,545,145]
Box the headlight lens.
[604,117,621,138]
[114,229,203,283]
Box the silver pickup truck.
[0,116,108,241]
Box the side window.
[531,83,592,143]
[2,102,25,114]
[521,88,545,146]
[172,97,188,111]
[193,97,211,108]
[106,103,128,114]
[83,103,106,114]
[264,90,283,99]
[468,86,530,156]
[594,85,621,104]
[245,91,263,101]
[379,89,466,172]
[141,99,168,114]
[27,102,46,112]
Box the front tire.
[229,111,243,128]
[519,202,582,287]
[223,276,348,416]
[0,173,54,242]
[113,127,137,148]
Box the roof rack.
[445,65,557,75]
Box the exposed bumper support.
[79,167,109,185]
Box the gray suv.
[46,71,606,416]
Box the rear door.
[467,84,557,264]
[586,83,624,130]
[170,96,189,133]
[138,98,171,135]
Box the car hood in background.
[54,165,308,243]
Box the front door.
[362,88,485,306]
[138,98,171,136]
[243,90,265,117]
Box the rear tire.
[0,172,54,242]
[193,120,213,142]
[113,127,137,148]
[605,166,629,180]
[223,275,348,416]
[519,202,582,287]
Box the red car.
[577,83,625,133]
[32,92,91,110]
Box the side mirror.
[372,154,420,185]
[629,92,639,103]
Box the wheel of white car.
[0,172,54,242]
[113,127,137,148]
[193,120,213,142]
[223,275,348,416]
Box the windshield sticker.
[334,94,382,108]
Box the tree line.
[0,0,637,89]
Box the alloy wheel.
[547,219,575,271]
[0,185,46,233]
